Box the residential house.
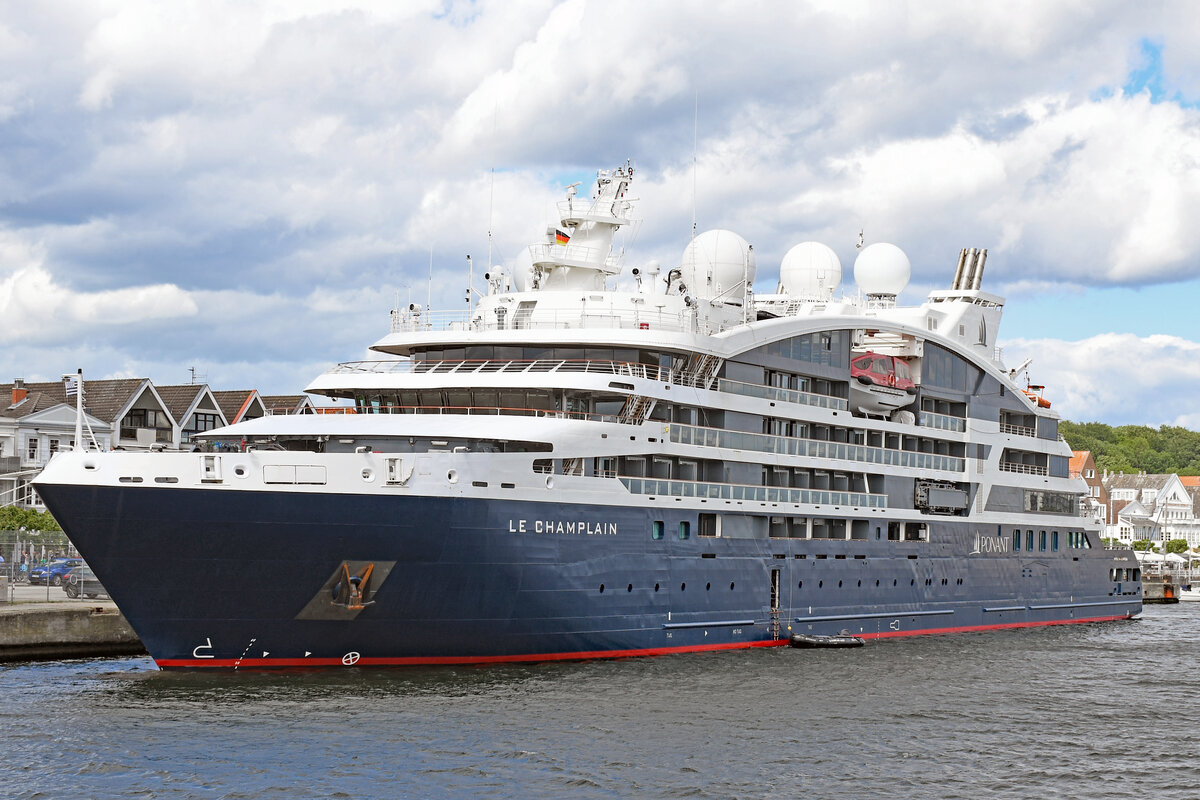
[1070,450,1107,525]
[0,379,112,509]
[260,394,314,416]
[212,390,267,426]
[156,384,228,448]
[1103,472,1200,548]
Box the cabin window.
[1051,531,1059,551]
[1012,529,1021,551]
[1026,530,1034,551]
[678,521,690,540]
[1039,530,1047,551]
[652,520,664,540]
[698,513,719,537]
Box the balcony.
[619,477,887,508]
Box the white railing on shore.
[619,477,887,507]
[670,424,966,473]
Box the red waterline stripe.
[154,612,1134,669]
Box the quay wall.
[0,603,145,661]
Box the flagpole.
[74,368,83,451]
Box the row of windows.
[761,331,850,369]
[1011,529,1091,552]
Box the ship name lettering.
[508,519,617,535]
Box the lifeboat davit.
[1022,385,1051,408]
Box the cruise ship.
[33,162,1142,669]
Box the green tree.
[1165,538,1189,554]
[1131,539,1156,552]
[0,506,61,532]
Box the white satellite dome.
[853,242,911,297]
[510,248,534,292]
[679,229,756,300]
[780,242,841,299]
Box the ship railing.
[390,307,690,334]
[619,477,888,507]
[715,378,848,411]
[528,243,620,270]
[325,359,718,387]
[669,424,967,473]
[313,403,636,425]
[998,461,1049,476]
[999,422,1037,437]
[919,411,966,433]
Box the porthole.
[599,584,605,593]
[729,582,735,590]
[545,476,555,489]
[706,582,711,591]
[654,583,660,592]
[681,582,686,591]
[857,580,861,587]
[875,579,880,587]
[818,580,823,588]
[361,469,374,481]
[627,584,633,593]
[234,466,247,477]
[447,469,458,483]
[798,580,803,589]
[893,579,897,586]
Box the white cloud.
[1001,333,1200,426]
[4,0,1200,420]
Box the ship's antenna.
[691,90,698,241]
[856,228,864,249]
[466,254,474,315]
[427,245,433,313]
[487,166,495,273]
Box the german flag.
[555,228,570,245]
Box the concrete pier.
[0,600,145,662]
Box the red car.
[851,352,916,393]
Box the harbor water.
[1,604,1195,800]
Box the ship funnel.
[971,248,987,289]
[953,247,988,290]
[952,249,968,290]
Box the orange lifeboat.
[1022,385,1051,408]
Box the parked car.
[63,565,108,599]
[28,558,83,586]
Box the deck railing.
[920,411,966,433]
[999,461,1049,476]
[999,422,1036,437]
[669,424,966,473]
[619,477,887,507]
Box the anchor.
[330,562,376,610]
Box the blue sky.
[2,1,1200,426]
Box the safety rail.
[390,307,691,334]
[715,379,848,411]
[308,403,636,425]
[670,424,966,473]
[999,422,1036,437]
[920,411,966,433]
[324,359,713,388]
[620,477,887,507]
[999,461,1049,476]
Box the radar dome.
[680,229,756,300]
[780,242,841,299]
[853,242,910,297]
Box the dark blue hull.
[35,484,1141,668]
